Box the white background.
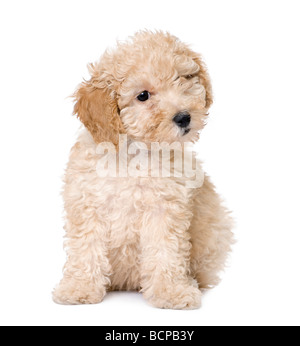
[0,0,299,326]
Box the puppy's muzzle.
[173,111,191,128]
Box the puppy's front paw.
[53,277,106,305]
[145,284,202,310]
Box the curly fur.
[53,31,234,309]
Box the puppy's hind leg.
[53,206,111,305]
[190,177,234,289]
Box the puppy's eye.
[137,91,150,102]
[186,74,194,79]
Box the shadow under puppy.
[53,31,234,309]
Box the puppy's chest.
[99,176,192,247]
[105,180,144,247]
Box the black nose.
[173,112,191,128]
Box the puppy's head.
[73,31,212,145]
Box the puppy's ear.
[194,56,213,109]
[73,82,124,145]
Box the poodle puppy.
[53,31,234,309]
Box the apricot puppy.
[53,31,234,309]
